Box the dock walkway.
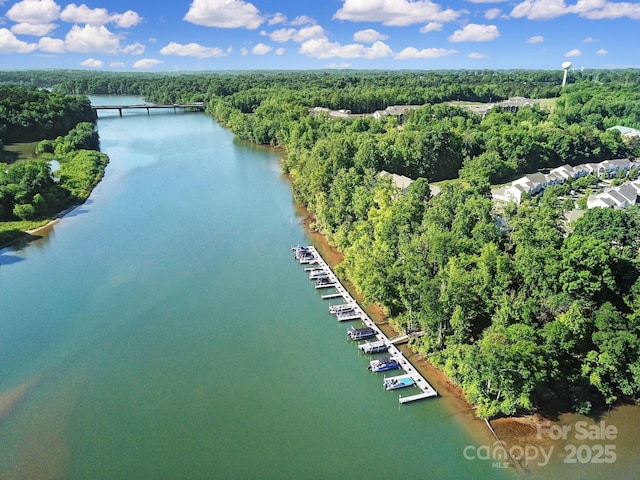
[293,246,437,403]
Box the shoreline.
[1,204,81,251]
[294,202,640,477]
[25,204,80,235]
[296,205,508,455]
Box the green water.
[0,96,512,479]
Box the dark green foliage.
[54,122,100,155]
[0,84,94,145]
[58,150,109,201]
[0,84,107,227]
[0,160,58,220]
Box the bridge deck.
[92,103,205,118]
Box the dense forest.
[0,84,108,245]
[3,69,640,419]
[0,83,94,144]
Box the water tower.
[561,61,572,87]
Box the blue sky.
[0,0,638,71]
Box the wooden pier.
[293,246,437,404]
[92,102,205,118]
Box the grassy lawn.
[2,141,41,164]
[0,219,51,247]
[537,97,557,111]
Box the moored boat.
[347,326,377,340]
[315,277,334,288]
[293,246,316,263]
[368,356,399,372]
[358,339,389,354]
[383,376,415,390]
[309,269,328,280]
[329,303,356,314]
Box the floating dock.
[321,292,344,299]
[293,246,437,403]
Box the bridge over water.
[92,102,205,118]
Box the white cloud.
[160,41,228,58]
[420,22,443,33]
[59,4,142,28]
[582,36,598,43]
[184,0,265,29]
[527,35,544,43]
[449,24,500,42]
[395,46,458,59]
[468,52,487,59]
[575,0,640,19]
[290,15,316,26]
[275,47,285,55]
[510,0,640,20]
[484,8,502,19]
[133,58,163,68]
[325,62,351,69]
[110,61,125,67]
[510,0,570,20]
[299,38,365,59]
[596,48,608,54]
[267,25,325,43]
[269,13,287,25]
[299,37,392,60]
[37,36,64,52]
[366,40,393,59]
[64,24,120,54]
[113,10,143,28]
[333,0,464,26]
[0,27,38,53]
[240,47,249,56]
[10,22,56,36]
[80,57,103,67]
[121,42,145,55]
[353,29,388,43]
[564,48,581,57]
[6,0,60,24]
[252,42,272,55]
[61,4,111,25]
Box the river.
[0,95,634,479]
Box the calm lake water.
[0,96,634,479]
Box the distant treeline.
[3,69,640,419]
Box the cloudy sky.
[0,0,638,70]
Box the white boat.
[309,269,328,280]
[383,376,415,390]
[358,340,389,354]
[329,303,355,314]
